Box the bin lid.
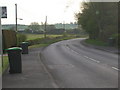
[22,42,28,44]
[6,47,22,51]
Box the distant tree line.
[76,2,118,46]
[24,22,81,35]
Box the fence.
[2,30,17,51]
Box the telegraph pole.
[44,16,47,38]
[0,7,3,68]
[15,4,17,32]
[63,21,66,32]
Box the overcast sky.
[0,0,85,25]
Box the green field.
[28,35,79,49]
[25,34,89,49]
[26,34,62,41]
[28,44,49,49]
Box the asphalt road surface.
[41,38,118,88]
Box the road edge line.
[39,52,59,88]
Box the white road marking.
[65,46,70,50]
[84,56,89,58]
[88,58,100,63]
[65,44,119,72]
[71,49,79,54]
[66,45,79,54]
[84,56,100,63]
[65,45,100,64]
[112,67,119,71]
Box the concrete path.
[2,48,58,88]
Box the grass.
[85,39,108,46]
[26,34,78,49]
[26,34,62,41]
[26,34,44,40]
[1,56,9,74]
[28,35,78,49]
[29,44,49,49]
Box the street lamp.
[15,4,17,32]
[15,4,23,32]
[18,18,23,20]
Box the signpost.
[0,6,7,73]
[0,7,7,89]
[1,7,7,18]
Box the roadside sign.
[0,6,7,77]
[1,7,7,18]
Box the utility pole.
[44,16,47,38]
[15,4,17,32]
[0,7,3,68]
[63,21,66,32]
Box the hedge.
[17,33,27,46]
[111,33,120,48]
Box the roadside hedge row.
[27,37,61,45]
[17,33,27,46]
[27,36,76,46]
[2,30,17,50]
[111,34,120,48]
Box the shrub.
[17,34,27,46]
[85,39,108,46]
[62,32,68,37]
[111,34,120,48]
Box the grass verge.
[85,39,108,46]
[29,44,49,49]
[28,35,78,49]
[2,56,9,74]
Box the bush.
[27,37,53,45]
[62,32,68,37]
[17,34,27,46]
[85,39,108,46]
[111,34,120,48]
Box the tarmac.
[2,47,58,88]
[2,40,119,88]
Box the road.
[41,38,118,88]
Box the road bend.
[41,38,118,88]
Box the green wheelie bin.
[21,42,29,54]
[6,47,22,74]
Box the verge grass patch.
[2,56,9,73]
[85,39,108,46]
